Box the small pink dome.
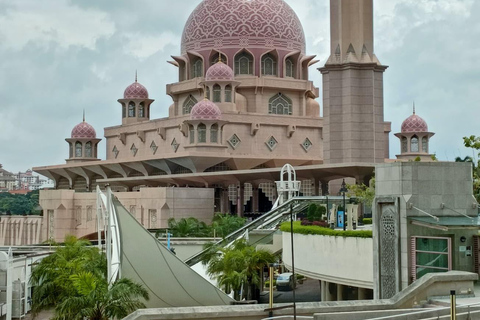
[124,81,148,99]
[401,113,428,133]
[205,62,234,81]
[191,100,222,120]
[71,121,96,139]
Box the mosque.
[29,0,436,244]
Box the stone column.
[320,180,329,196]
[321,280,327,302]
[337,284,344,301]
[237,184,244,217]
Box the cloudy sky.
[0,0,479,174]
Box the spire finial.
[135,70,138,82]
[218,54,222,63]
[83,109,85,122]
[413,101,416,115]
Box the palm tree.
[202,239,276,300]
[168,217,210,237]
[211,213,246,238]
[30,235,148,320]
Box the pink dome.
[124,81,148,99]
[205,62,234,81]
[71,121,96,139]
[191,100,222,120]
[181,0,306,54]
[401,113,428,133]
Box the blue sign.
[337,211,344,228]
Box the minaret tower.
[320,0,390,164]
[118,72,154,125]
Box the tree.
[167,217,210,237]
[347,176,375,207]
[201,239,276,300]
[30,235,148,319]
[211,213,246,238]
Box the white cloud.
[123,31,178,59]
[0,0,115,50]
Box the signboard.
[337,211,344,228]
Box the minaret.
[119,73,154,125]
[320,0,390,164]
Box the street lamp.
[340,179,347,231]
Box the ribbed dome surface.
[191,100,222,120]
[205,62,234,81]
[124,81,149,99]
[401,114,428,133]
[181,0,306,54]
[71,121,96,139]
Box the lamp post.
[340,179,347,231]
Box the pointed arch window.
[75,142,82,157]
[225,85,232,102]
[85,142,92,157]
[69,143,73,158]
[235,51,253,75]
[213,84,221,103]
[401,137,408,153]
[422,137,428,153]
[411,135,419,152]
[192,58,203,78]
[210,124,218,143]
[269,93,292,115]
[128,101,135,117]
[138,102,145,118]
[211,53,227,66]
[285,58,294,78]
[198,123,207,143]
[183,95,197,114]
[189,125,195,144]
[262,53,277,76]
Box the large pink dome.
[71,121,96,139]
[401,113,428,133]
[181,0,306,54]
[191,100,222,120]
[205,62,234,81]
[124,81,149,99]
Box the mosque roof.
[401,112,428,133]
[71,121,96,139]
[124,81,149,99]
[205,61,234,81]
[190,99,222,121]
[181,0,306,54]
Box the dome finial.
[218,54,223,63]
[83,109,85,122]
[135,70,138,83]
[413,101,416,115]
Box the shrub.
[312,220,329,228]
[280,221,372,238]
[363,218,372,225]
[307,203,327,222]
[301,219,312,226]
[265,280,276,287]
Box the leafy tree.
[211,213,246,238]
[30,235,148,319]
[201,239,276,300]
[168,217,210,237]
[347,176,375,207]
[306,203,326,222]
[10,196,33,214]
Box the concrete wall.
[38,187,214,243]
[282,232,373,289]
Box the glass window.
[69,143,73,158]
[286,58,294,78]
[198,123,206,143]
[192,58,203,78]
[189,125,195,144]
[122,104,126,118]
[210,124,218,143]
[85,142,92,157]
[411,136,419,152]
[183,95,197,114]
[235,51,253,75]
[262,53,277,76]
[269,93,292,115]
[75,142,82,157]
[213,84,221,103]
[401,137,408,153]
[225,85,232,102]
[422,137,428,153]
[412,236,451,281]
[128,101,135,117]
[138,102,145,118]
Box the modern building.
[0,165,16,193]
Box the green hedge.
[280,221,372,238]
[362,218,372,225]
